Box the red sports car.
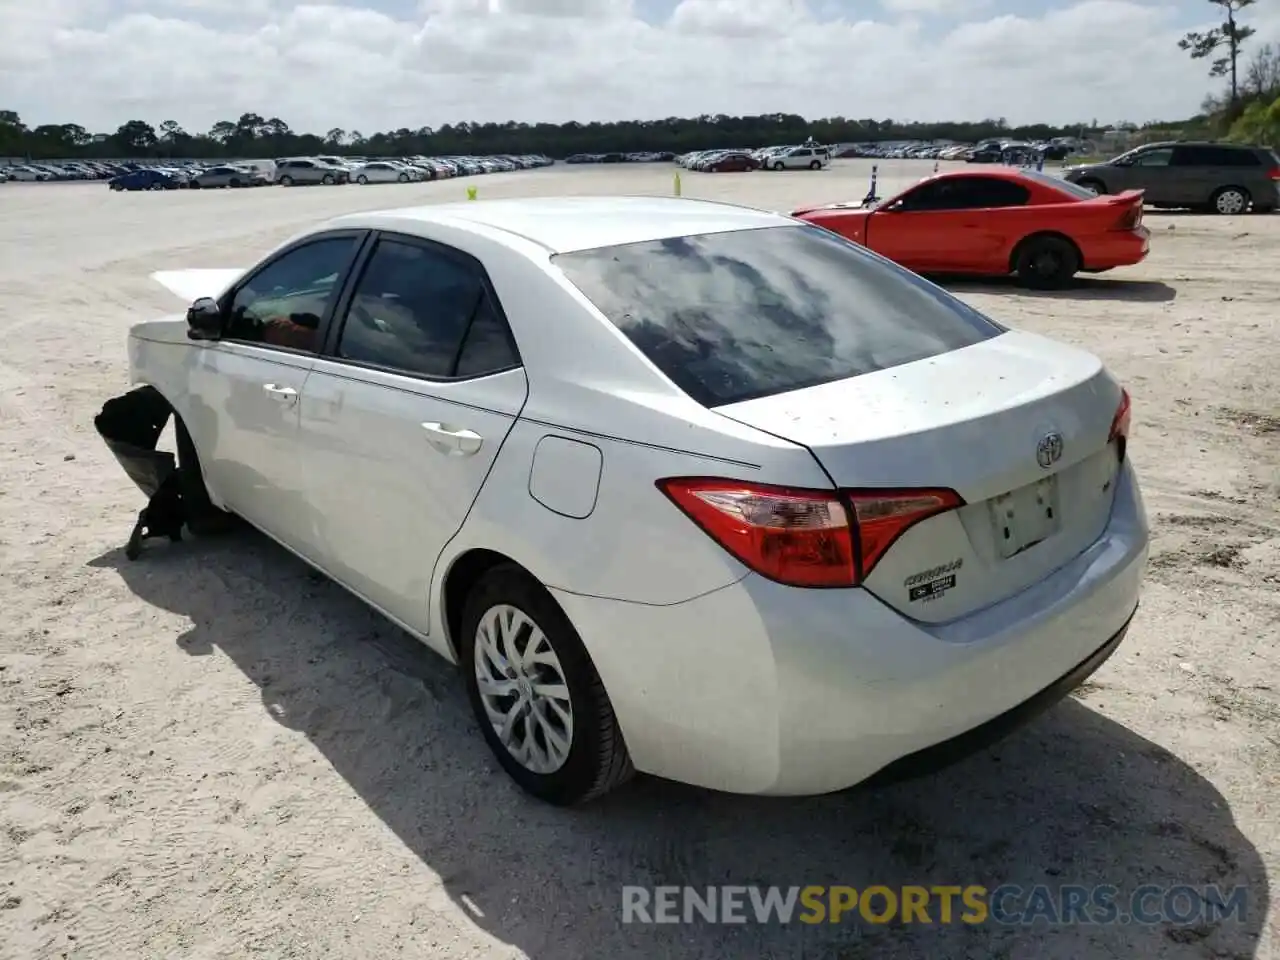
[792,168,1150,288]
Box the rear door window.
[552,225,1004,407]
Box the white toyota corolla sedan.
[102,196,1149,805]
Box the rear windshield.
[1020,169,1099,200]
[551,224,1004,407]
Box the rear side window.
[1021,170,1099,200]
[552,225,1004,408]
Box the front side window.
[553,225,1004,407]
[224,236,359,351]
[1131,148,1173,167]
[896,177,1025,211]
[335,238,514,378]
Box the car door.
[869,176,1016,272]
[298,232,528,635]
[189,231,367,547]
[1167,145,1214,205]
[1117,146,1176,203]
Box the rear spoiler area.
[1096,189,1145,230]
[1097,189,1144,206]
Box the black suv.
[1063,141,1280,214]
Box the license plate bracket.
[990,474,1061,560]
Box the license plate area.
[990,475,1061,560]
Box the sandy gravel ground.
[0,161,1277,960]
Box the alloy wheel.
[473,603,574,775]
[1215,189,1247,215]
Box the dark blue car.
[108,169,181,191]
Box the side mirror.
[186,297,222,340]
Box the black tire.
[173,417,235,536]
[356,175,368,185]
[398,172,409,182]
[459,563,634,805]
[189,181,201,189]
[1076,178,1105,195]
[322,173,335,185]
[229,178,241,188]
[1210,185,1249,215]
[279,175,294,186]
[809,160,821,170]
[1014,234,1080,290]
[773,161,785,171]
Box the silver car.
[273,159,349,186]
[190,166,265,189]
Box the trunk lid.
[714,330,1125,623]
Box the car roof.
[324,196,792,254]
[926,167,1034,183]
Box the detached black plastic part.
[94,386,190,560]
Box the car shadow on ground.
[91,529,1268,960]
[938,276,1177,303]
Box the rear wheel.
[356,174,368,185]
[1014,234,1080,290]
[460,564,633,805]
[1211,186,1249,215]
[279,175,294,186]
[229,178,241,188]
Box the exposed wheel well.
[1009,231,1083,273]
[442,548,527,660]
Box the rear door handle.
[421,422,483,456]
[262,383,298,406]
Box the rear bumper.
[863,607,1132,786]
[1082,226,1149,270]
[554,460,1149,796]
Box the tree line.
[0,110,1103,162]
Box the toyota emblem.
[1036,432,1064,469]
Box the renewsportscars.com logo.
[621,884,1250,926]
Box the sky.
[2,0,1278,135]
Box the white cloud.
[880,0,991,14]
[1,0,1277,135]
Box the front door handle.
[262,383,298,406]
[421,422,483,456]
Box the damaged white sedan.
[97,196,1149,805]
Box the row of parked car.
[0,154,554,189]
[675,143,833,173]
[563,152,676,163]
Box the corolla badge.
[1036,431,1065,469]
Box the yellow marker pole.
[466,186,477,201]
[673,172,681,197]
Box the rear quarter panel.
[439,412,834,618]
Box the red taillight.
[1267,166,1280,181]
[1109,387,1132,460]
[658,479,855,587]
[1115,203,1142,230]
[657,479,963,587]
[844,489,965,575]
